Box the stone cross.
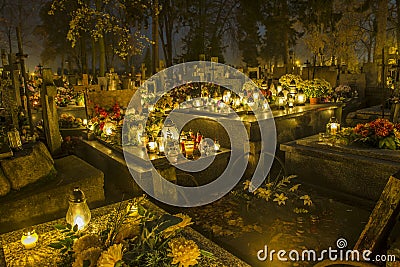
[41,68,62,155]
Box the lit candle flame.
[74,216,85,230]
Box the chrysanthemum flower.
[168,237,200,267]
[97,244,123,267]
[73,234,101,254]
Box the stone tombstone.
[41,68,62,155]
[247,67,259,79]
[82,74,89,86]
[1,142,55,190]
[273,67,287,80]
[314,67,337,87]
[98,77,107,90]
[11,70,22,108]
[339,73,366,98]
[1,49,8,66]
[363,62,378,87]
[211,57,218,63]
[122,78,131,90]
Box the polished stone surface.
[281,135,400,204]
[0,199,250,267]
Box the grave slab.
[280,135,400,204]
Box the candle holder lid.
[69,187,86,203]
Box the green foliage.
[47,0,151,61]
[242,174,313,213]
[49,223,80,253]
[300,78,332,98]
[122,206,197,266]
[278,74,303,90]
[48,223,81,266]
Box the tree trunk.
[152,0,159,74]
[80,36,88,74]
[165,18,173,67]
[61,53,64,76]
[374,0,388,62]
[96,0,106,77]
[160,9,173,67]
[397,0,400,53]
[282,0,290,66]
[91,38,96,77]
[98,38,106,76]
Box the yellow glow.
[147,141,157,153]
[214,141,220,151]
[297,94,305,104]
[21,231,38,249]
[74,216,85,230]
[129,205,138,216]
[158,141,165,153]
[330,123,339,135]
[184,141,195,158]
[253,92,259,100]
[105,127,113,135]
[148,104,155,112]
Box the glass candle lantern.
[289,80,297,99]
[193,98,203,107]
[253,91,260,102]
[296,89,306,105]
[147,140,158,153]
[277,84,283,94]
[270,83,277,96]
[261,81,268,91]
[222,90,231,104]
[276,91,286,109]
[157,135,165,155]
[167,146,179,163]
[214,139,220,152]
[234,97,241,108]
[66,187,91,231]
[7,128,22,150]
[184,140,195,159]
[263,99,270,110]
[326,117,340,135]
[287,94,295,108]
[162,118,179,142]
[21,229,38,249]
[103,122,115,136]
[247,96,255,107]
